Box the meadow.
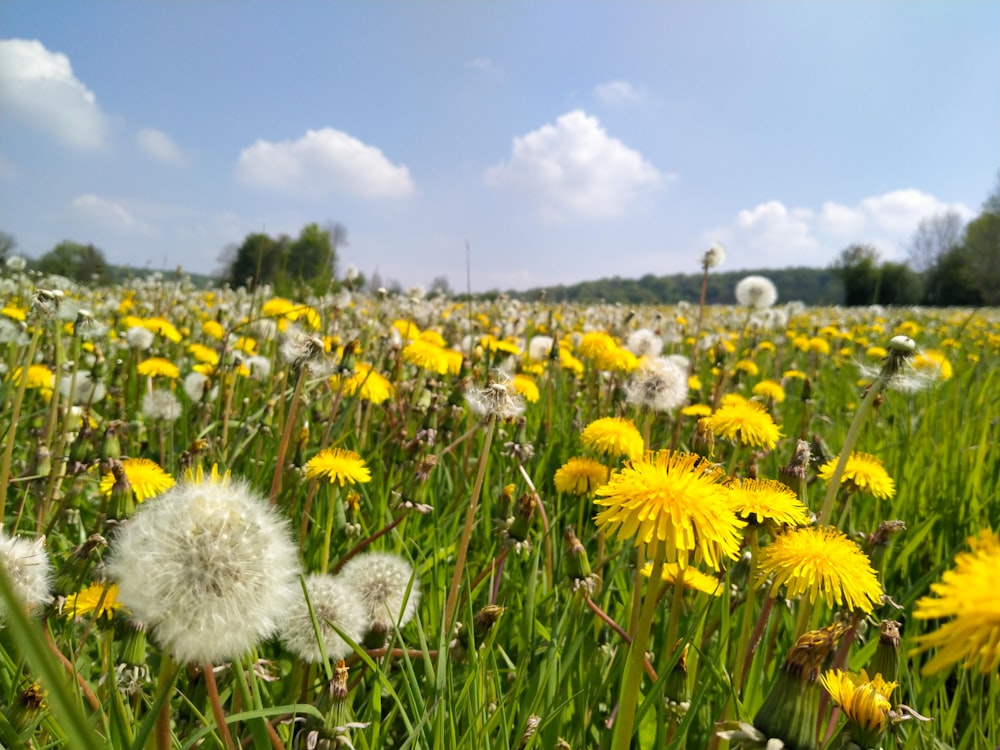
[0,261,997,750]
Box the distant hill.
[506,266,844,307]
[107,264,220,289]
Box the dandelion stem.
[203,663,236,750]
[443,416,496,631]
[612,544,665,750]
[269,367,307,504]
[817,378,883,526]
[0,323,43,522]
[583,597,658,681]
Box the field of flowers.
[0,257,998,750]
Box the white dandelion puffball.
[0,529,52,618]
[339,552,420,637]
[624,356,689,413]
[107,472,301,664]
[281,574,368,663]
[735,275,778,310]
[703,242,726,269]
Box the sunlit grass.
[1,268,997,750]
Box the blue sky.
[1,1,997,292]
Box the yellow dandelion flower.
[808,337,831,355]
[706,399,781,450]
[202,320,225,340]
[1,304,27,321]
[261,297,296,318]
[233,336,257,355]
[331,363,395,404]
[512,374,540,403]
[558,348,585,376]
[793,334,811,352]
[402,340,451,375]
[64,582,123,621]
[393,319,421,340]
[912,349,953,380]
[9,364,54,390]
[821,669,897,746]
[818,451,895,499]
[480,335,521,356]
[719,392,748,408]
[441,348,464,376]
[141,317,183,343]
[553,457,608,495]
[783,369,807,380]
[594,450,744,569]
[418,329,447,347]
[894,320,921,337]
[912,528,1000,674]
[187,343,220,366]
[756,525,883,612]
[305,447,372,486]
[100,458,175,502]
[581,417,644,461]
[681,403,712,418]
[137,357,180,379]
[688,375,702,390]
[733,359,759,376]
[866,346,888,359]
[640,561,722,595]
[577,331,617,360]
[751,379,786,403]
[726,477,810,527]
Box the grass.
[0,268,998,750]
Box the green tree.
[34,240,110,284]
[286,223,342,293]
[832,244,881,305]
[963,206,1000,305]
[0,231,16,263]
[923,245,983,306]
[225,232,287,290]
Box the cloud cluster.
[0,39,110,150]
[234,128,415,199]
[485,110,662,220]
[707,189,974,267]
[137,128,187,166]
[594,80,646,107]
[70,194,153,235]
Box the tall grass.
[1,269,997,749]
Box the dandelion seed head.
[141,389,182,422]
[339,552,420,638]
[107,472,301,664]
[735,275,778,310]
[281,574,367,663]
[0,528,52,618]
[624,356,689,412]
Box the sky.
[1,1,997,292]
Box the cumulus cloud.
[594,80,646,106]
[137,128,186,165]
[70,195,152,235]
[234,128,415,199]
[485,110,662,220]
[707,189,974,267]
[0,39,109,150]
[466,57,499,74]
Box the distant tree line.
[217,222,347,295]
[512,175,1000,307]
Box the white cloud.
[137,128,186,165]
[0,39,109,150]
[485,110,662,220]
[707,189,975,267]
[594,80,646,106]
[466,57,499,74]
[234,128,415,199]
[70,195,152,235]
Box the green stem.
[612,544,665,750]
[443,417,496,630]
[0,324,43,522]
[817,377,884,526]
[269,367,307,504]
